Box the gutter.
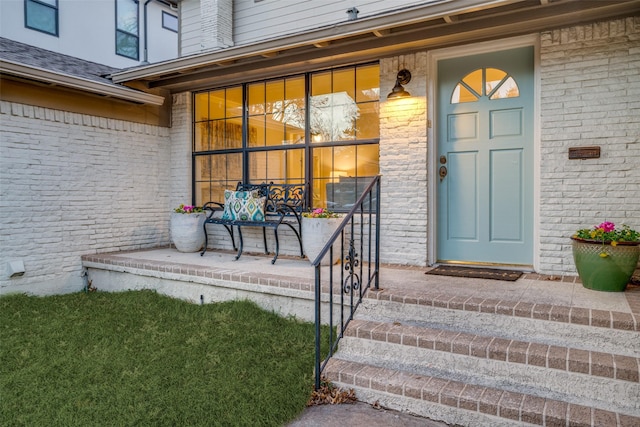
[0,59,165,105]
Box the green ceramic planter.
[571,237,640,292]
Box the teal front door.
[437,47,534,266]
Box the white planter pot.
[302,216,344,265]
[170,212,206,252]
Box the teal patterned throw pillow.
[222,190,266,221]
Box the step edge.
[365,288,639,333]
[325,358,640,426]
[344,319,640,383]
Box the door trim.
[427,34,540,270]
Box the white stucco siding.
[233,0,432,46]
[0,101,172,295]
[538,17,640,275]
[0,0,178,68]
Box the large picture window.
[115,0,139,60]
[193,63,379,211]
[25,0,58,36]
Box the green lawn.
[1,290,324,426]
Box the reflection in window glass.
[116,0,139,59]
[193,64,380,208]
[195,153,242,206]
[489,76,519,99]
[485,68,507,95]
[451,67,519,104]
[25,0,58,36]
[249,77,305,147]
[356,64,380,102]
[310,66,379,143]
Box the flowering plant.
[302,208,341,218]
[573,221,639,257]
[573,221,640,244]
[174,204,203,214]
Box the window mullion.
[242,84,249,184]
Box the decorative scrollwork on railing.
[343,236,360,294]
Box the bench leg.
[280,222,304,258]
[202,223,237,256]
[235,226,244,261]
[271,228,279,264]
[262,228,269,255]
[201,222,209,256]
[225,225,237,251]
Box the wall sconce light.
[387,69,412,99]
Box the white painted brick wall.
[170,93,192,210]
[539,17,640,275]
[0,101,171,295]
[379,53,429,266]
[200,0,234,51]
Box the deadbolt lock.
[439,166,448,182]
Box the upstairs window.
[25,0,58,36]
[116,0,139,60]
[162,11,178,33]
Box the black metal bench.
[200,182,306,264]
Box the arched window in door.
[451,68,519,104]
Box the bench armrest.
[203,201,224,219]
[275,203,302,225]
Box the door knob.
[439,166,448,182]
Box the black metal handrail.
[313,175,381,389]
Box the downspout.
[142,0,180,64]
[143,0,151,64]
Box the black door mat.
[425,265,523,281]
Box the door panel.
[449,113,478,140]
[448,152,478,240]
[437,46,534,265]
[490,149,523,242]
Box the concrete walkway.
[287,402,449,427]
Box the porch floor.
[83,247,640,324]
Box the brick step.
[345,319,640,384]
[336,322,639,416]
[325,358,640,427]
[362,290,639,357]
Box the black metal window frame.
[191,62,380,209]
[24,0,58,36]
[115,0,139,60]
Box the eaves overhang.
[1,59,166,105]
[112,0,640,93]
